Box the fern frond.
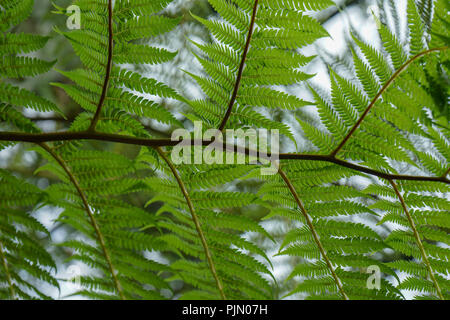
[53,0,181,134]
[36,144,171,300]
[0,169,58,300]
[0,0,61,138]
[185,0,331,140]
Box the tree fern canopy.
[0,0,449,301]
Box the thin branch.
[217,0,259,132]
[88,0,114,132]
[0,241,16,300]
[155,147,227,300]
[0,131,448,184]
[389,180,444,300]
[331,46,449,157]
[0,131,175,146]
[278,168,349,300]
[39,143,126,300]
[278,153,450,184]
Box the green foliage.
[0,0,449,301]
[0,169,58,299]
[186,0,327,138]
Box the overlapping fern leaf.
[34,145,172,300]
[0,0,59,300]
[288,0,450,299]
[305,0,449,173]
[364,180,449,300]
[141,148,274,299]
[257,161,402,300]
[0,169,59,299]
[52,0,182,132]
[29,0,186,299]
[0,0,449,301]
[184,0,333,139]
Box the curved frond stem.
[330,46,449,157]
[217,0,259,132]
[433,122,450,131]
[0,241,16,300]
[0,131,449,184]
[88,0,114,132]
[278,153,450,184]
[389,180,444,300]
[155,147,227,300]
[278,168,350,300]
[39,142,126,300]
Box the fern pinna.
[0,0,59,299]
[0,0,449,300]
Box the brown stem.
[217,0,259,132]
[331,46,448,157]
[278,168,349,300]
[0,241,16,300]
[39,143,126,300]
[155,147,227,300]
[88,0,114,132]
[278,153,450,184]
[389,180,444,300]
[0,131,448,184]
